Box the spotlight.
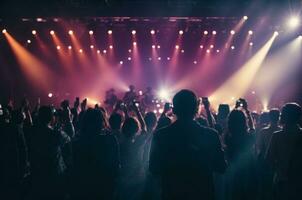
[89,30,94,35]
[97,50,100,54]
[128,57,131,61]
[132,30,136,35]
[175,45,179,49]
[2,29,7,33]
[79,49,83,53]
[119,61,123,64]
[103,50,107,54]
[210,45,214,49]
[179,30,184,35]
[128,49,132,53]
[251,91,256,95]
[68,30,73,35]
[158,88,170,100]
[27,40,31,44]
[108,30,113,35]
[167,57,170,60]
[231,46,235,50]
[181,49,185,53]
[212,30,217,35]
[68,46,72,50]
[216,49,220,53]
[200,45,204,49]
[50,30,55,35]
[48,93,53,98]
[230,30,235,35]
[249,42,253,46]
[90,45,94,49]
[133,42,137,46]
[152,45,156,49]
[287,16,300,28]
[32,30,37,35]
[299,35,302,39]
[193,60,197,64]
[56,45,61,50]
[150,30,155,35]
[248,30,253,35]
[206,49,210,53]
[243,16,248,20]
[204,30,208,35]
[109,45,113,49]
[158,57,161,60]
[274,31,279,36]
[148,57,152,61]
[157,45,160,49]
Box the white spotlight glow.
[179,30,184,35]
[158,88,170,100]
[68,30,73,35]
[90,45,94,49]
[150,30,155,35]
[109,45,113,49]
[287,16,300,28]
[274,31,279,36]
[103,50,107,54]
[128,57,131,61]
[231,46,235,50]
[204,30,208,35]
[133,42,137,46]
[193,60,197,64]
[175,45,180,49]
[32,30,37,35]
[132,30,136,35]
[249,42,254,46]
[56,45,60,50]
[200,45,204,49]
[50,30,55,35]
[27,40,31,44]
[2,29,7,34]
[152,45,156,49]
[243,16,248,20]
[89,30,94,35]
[48,93,53,98]
[157,45,160,49]
[68,46,72,50]
[230,30,235,35]
[248,30,253,35]
[79,49,83,53]
[212,30,217,35]
[119,61,123,64]
[108,30,113,35]
[167,57,171,60]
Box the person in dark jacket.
[149,89,226,200]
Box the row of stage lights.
[2,28,252,36]
[1,15,301,36]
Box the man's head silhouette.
[172,89,198,120]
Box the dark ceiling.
[0,0,299,18]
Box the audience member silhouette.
[28,106,71,200]
[224,108,257,200]
[149,89,226,200]
[266,103,302,200]
[72,108,119,200]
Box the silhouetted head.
[218,104,230,119]
[280,103,302,126]
[109,112,123,130]
[81,108,107,136]
[122,117,139,138]
[173,89,198,120]
[38,106,55,125]
[269,109,280,125]
[228,109,247,136]
[259,112,270,126]
[129,85,135,91]
[144,112,157,132]
[156,116,172,130]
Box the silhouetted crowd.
[1,89,302,200]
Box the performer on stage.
[123,85,138,106]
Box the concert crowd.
[0,85,301,200]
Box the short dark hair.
[173,89,198,119]
[269,109,280,124]
[144,112,157,131]
[109,113,123,130]
[38,106,54,124]
[122,117,139,138]
[280,103,302,125]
